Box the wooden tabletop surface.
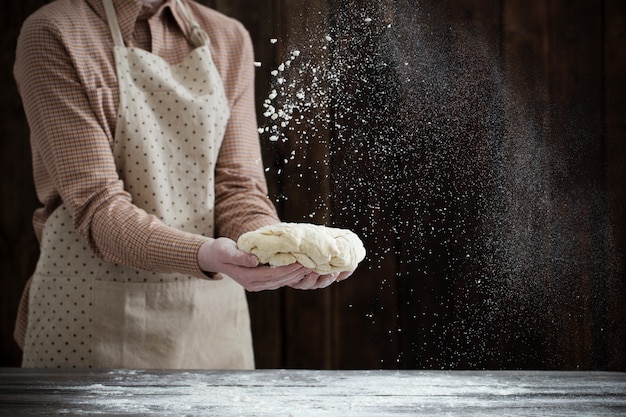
[1,368,625,416]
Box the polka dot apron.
[21,0,254,369]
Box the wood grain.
[1,0,624,371]
[0,369,624,416]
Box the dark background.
[1,0,625,370]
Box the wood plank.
[604,0,626,372]
[327,0,401,369]
[546,0,605,369]
[502,0,622,371]
[199,0,288,369]
[501,0,563,369]
[0,369,624,416]
[0,0,48,368]
[448,0,506,370]
[253,0,339,369]
[374,0,512,369]
[501,0,613,370]
[3,0,625,373]
[396,0,508,369]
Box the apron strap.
[103,0,210,49]
[175,0,211,48]
[102,0,125,48]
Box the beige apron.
[21,0,254,369]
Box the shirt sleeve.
[14,12,211,279]
[213,26,281,240]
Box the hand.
[197,238,313,292]
[288,270,354,290]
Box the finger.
[234,253,259,268]
[291,271,342,290]
[314,272,339,289]
[336,271,353,282]
[218,238,259,268]
[289,272,321,290]
[228,250,259,268]
[272,268,315,289]
[260,263,309,280]
[246,264,311,291]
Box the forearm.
[16,12,210,278]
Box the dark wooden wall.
[1,0,624,370]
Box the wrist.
[197,239,217,273]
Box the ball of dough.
[237,223,366,274]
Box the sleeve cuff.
[145,227,221,280]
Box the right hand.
[197,238,313,292]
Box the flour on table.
[237,223,366,274]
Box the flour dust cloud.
[257,0,623,369]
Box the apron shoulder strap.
[175,0,211,48]
[102,0,210,49]
[102,0,125,48]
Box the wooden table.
[0,368,625,416]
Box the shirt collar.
[86,0,190,45]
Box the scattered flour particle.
[253,61,262,67]
[270,38,278,44]
[364,17,372,23]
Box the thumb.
[241,253,260,268]
[228,245,259,268]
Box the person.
[14,0,354,370]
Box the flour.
[255,0,622,369]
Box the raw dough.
[237,223,366,274]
